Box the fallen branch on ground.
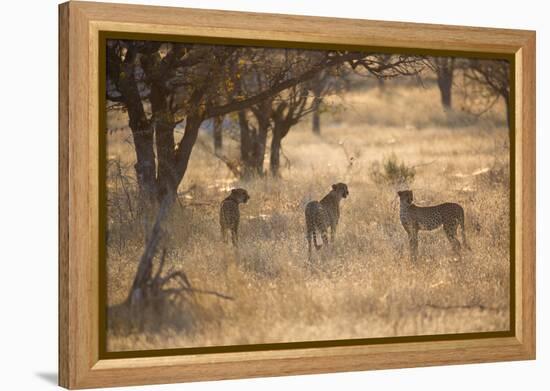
[154,250,234,301]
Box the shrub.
[370,154,416,186]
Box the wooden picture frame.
[59,1,536,389]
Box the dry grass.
[105,82,510,352]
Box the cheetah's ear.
[332,184,337,190]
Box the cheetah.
[305,183,349,259]
[220,188,250,246]
[397,190,470,262]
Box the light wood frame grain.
[59,1,536,389]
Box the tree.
[432,57,456,109]
[463,59,511,128]
[239,103,272,177]
[235,48,318,177]
[235,55,275,177]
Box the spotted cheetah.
[398,190,470,262]
[220,188,250,246]
[305,183,349,259]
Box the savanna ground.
[106,78,510,352]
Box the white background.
[0,0,546,389]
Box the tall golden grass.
[106,80,510,352]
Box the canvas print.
[104,38,511,352]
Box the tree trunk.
[436,58,455,109]
[150,82,176,203]
[270,120,292,176]
[154,118,176,202]
[126,114,203,305]
[437,73,452,108]
[311,97,321,135]
[238,110,268,178]
[254,116,269,175]
[238,111,255,178]
[173,115,203,185]
[270,128,282,176]
[118,62,157,204]
[127,191,174,306]
[213,116,223,153]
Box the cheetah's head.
[397,190,413,205]
[332,183,349,199]
[230,188,250,204]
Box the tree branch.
[206,52,366,118]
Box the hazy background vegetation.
[105,41,510,351]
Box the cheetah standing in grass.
[220,188,250,246]
[305,183,349,259]
[397,190,470,262]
